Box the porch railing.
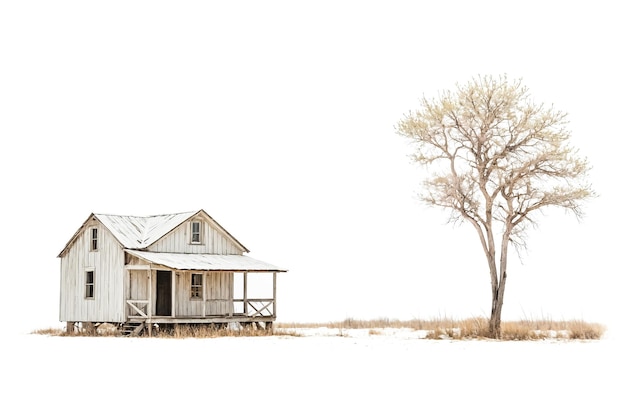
[126,300,149,318]
[234,298,275,317]
[125,298,275,318]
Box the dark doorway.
[156,270,172,316]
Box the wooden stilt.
[84,322,95,334]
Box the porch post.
[124,268,130,322]
[228,272,233,317]
[273,272,277,318]
[243,272,248,315]
[171,271,176,318]
[202,273,207,318]
[147,267,153,337]
[147,268,152,321]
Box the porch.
[122,250,285,336]
[126,292,277,325]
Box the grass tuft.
[566,320,606,340]
[32,328,65,336]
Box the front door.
[156,270,172,316]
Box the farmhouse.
[58,209,286,336]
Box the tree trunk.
[469,216,510,339]
[489,293,502,338]
[489,270,507,338]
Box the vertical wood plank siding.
[59,219,125,323]
[174,272,233,316]
[147,217,243,255]
[59,212,267,324]
[126,269,234,317]
[128,270,149,316]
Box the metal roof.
[58,209,250,257]
[96,211,196,249]
[125,250,287,272]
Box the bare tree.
[396,75,595,338]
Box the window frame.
[190,221,202,244]
[191,273,203,300]
[85,269,95,299]
[90,227,98,251]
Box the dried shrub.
[567,321,606,340]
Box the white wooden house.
[58,209,286,335]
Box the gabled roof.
[96,211,196,249]
[58,209,249,257]
[125,250,287,272]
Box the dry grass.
[153,323,301,338]
[34,317,605,340]
[567,320,605,340]
[277,316,606,340]
[495,318,606,340]
[277,317,462,330]
[35,323,302,338]
[32,327,66,336]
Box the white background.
[1,1,623,333]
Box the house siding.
[58,210,280,328]
[59,218,126,323]
[127,269,149,317]
[147,216,243,255]
[174,271,233,316]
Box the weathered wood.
[171,271,176,318]
[59,220,125,323]
[243,272,248,315]
[125,265,151,270]
[228,274,233,317]
[202,273,207,318]
[148,269,152,319]
[83,322,95,334]
[124,269,130,321]
[248,301,273,317]
[136,316,275,324]
[127,300,149,317]
[59,211,284,327]
[146,212,245,255]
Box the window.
[191,221,201,244]
[85,270,95,299]
[191,273,203,299]
[90,228,98,251]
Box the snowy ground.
[3,327,624,416]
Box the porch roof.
[125,250,287,272]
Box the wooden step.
[120,322,145,336]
